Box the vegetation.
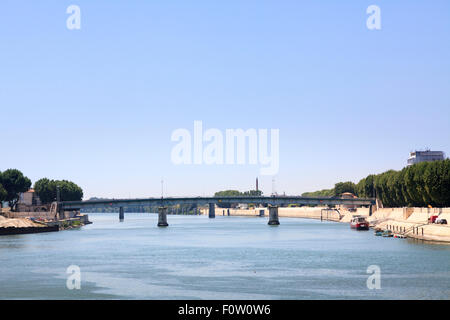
[302,160,450,208]
[302,181,357,198]
[301,188,334,198]
[214,189,263,208]
[214,190,263,197]
[0,169,32,210]
[0,183,6,207]
[0,169,84,210]
[34,178,83,204]
[334,181,357,196]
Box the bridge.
[60,196,376,227]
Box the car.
[435,218,447,225]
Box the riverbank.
[207,206,450,243]
[0,212,91,236]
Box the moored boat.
[350,216,369,230]
[374,229,383,236]
[394,233,406,239]
[382,230,393,237]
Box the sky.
[1,0,449,199]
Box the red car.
[350,216,369,230]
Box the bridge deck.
[61,196,376,210]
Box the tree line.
[214,190,263,208]
[0,169,83,211]
[302,160,450,208]
[214,190,263,197]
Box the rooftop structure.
[407,150,445,166]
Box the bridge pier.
[209,203,215,218]
[259,209,265,217]
[227,209,230,216]
[268,206,280,225]
[369,205,373,216]
[158,207,169,227]
[119,207,124,221]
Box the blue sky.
[1,0,449,199]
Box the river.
[0,213,449,299]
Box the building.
[407,150,445,166]
[16,189,48,212]
[18,189,41,206]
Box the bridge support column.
[259,209,265,217]
[227,209,230,216]
[369,205,373,216]
[119,207,124,221]
[209,203,215,218]
[158,207,169,227]
[268,206,280,225]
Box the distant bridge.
[61,196,376,210]
[60,196,376,226]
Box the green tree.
[423,159,450,207]
[0,169,32,211]
[0,183,7,207]
[242,190,263,196]
[214,190,241,197]
[302,189,334,197]
[34,178,83,204]
[34,178,55,204]
[0,171,7,206]
[334,181,357,197]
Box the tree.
[0,171,7,207]
[302,189,334,197]
[0,169,31,211]
[242,190,263,196]
[34,178,55,204]
[34,178,83,204]
[334,181,357,197]
[214,189,263,208]
[214,190,242,197]
[423,159,450,207]
[0,183,7,208]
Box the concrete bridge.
[60,196,376,227]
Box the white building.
[407,150,445,166]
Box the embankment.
[0,211,91,236]
[209,206,450,243]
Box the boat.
[350,216,369,230]
[374,229,383,236]
[394,234,406,239]
[382,230,393,237]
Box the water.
[0,213,449,299]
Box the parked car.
[435,218,447,225]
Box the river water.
[0,213,449,299]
